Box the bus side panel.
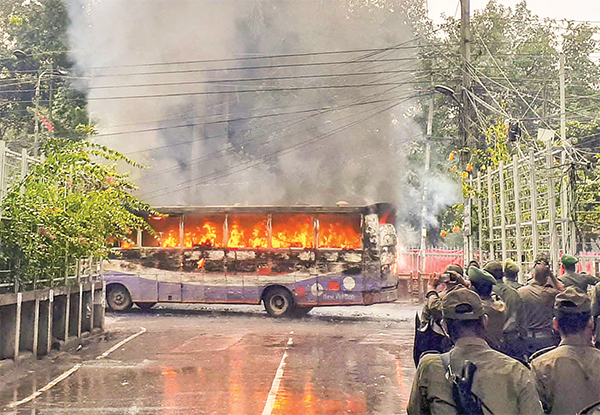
[104,272,159,303]
[315,250,365,306]
[182,274,205,302]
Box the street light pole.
[419,91,434,274]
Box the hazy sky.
[427,0,600,23]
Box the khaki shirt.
[407,337,543,415]
[482,296,506,350]
[559,271,599,293]
[518,282,560,331]
[493,282,524,334]
[531,338,600,415]
[506,279,523,290]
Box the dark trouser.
[524,330,560,360]
[501,331,526,362]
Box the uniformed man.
[518,254,564,357]
[486,260,525,360]
[408,288,543,415]
[469,265,506,351]
[421,264,466,324]
[531,287,600,415]
[504,258,523,289]
[559,255,599,293]
[592,283,600,348]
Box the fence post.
[546,141,559,275]
[487,169,495,259]
[20,148,28,196]
[499,160,507,262]
[513,154,524,279]
[530,149,539,261]
[476,175,483,262]
[14,292,22,361]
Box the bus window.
[142,215,182,247]
[227,214,268,248]
[271,214,315,249]
[318,214,362,249]
[183,214,225,248]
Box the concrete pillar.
[14,293,21,360]
[32,299,40,357]
[47,290,54,354]
[77,284,83,338]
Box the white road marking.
[6,327,147,409]
[96,327,147,360]
[261,330,294,415]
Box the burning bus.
[104,203,399,317]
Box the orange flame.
[184,222,221,248]
[151,214,362,249]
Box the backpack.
[441,352,487,415]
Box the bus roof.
[151,203,395,216]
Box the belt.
[526,330,554,339]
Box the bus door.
[157,271,182,302]
[152,250,183,302]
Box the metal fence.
[0,141,41,206]
[465,143,576,279]
[0,257,103,294]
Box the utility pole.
[460,0,473,150]
[420,90,434,273]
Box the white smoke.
[64,0,460,237]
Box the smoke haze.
[65,0,459,234]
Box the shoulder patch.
[530,345,557,361]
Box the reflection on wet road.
[2,304,417,414]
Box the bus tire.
[107,285,133,311]
[291,306,313,317]
[263,287,294,317]
[136,302,156,311]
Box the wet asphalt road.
[1,302,420,415]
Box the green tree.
[0,139,153,289]
[0,0,91,151]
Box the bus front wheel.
[107,285,133,311]
[264,288,294,317]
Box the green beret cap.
[442,287,484,320]
[561,255,579,267]
[468,266,497,286]
[445,263,464,276]
[483,260,503,280]
[554,287,591,315]
[504,259,520,274]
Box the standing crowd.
[408,254,600,415]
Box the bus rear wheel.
[107,285,133,311]
[264,288,294,317]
